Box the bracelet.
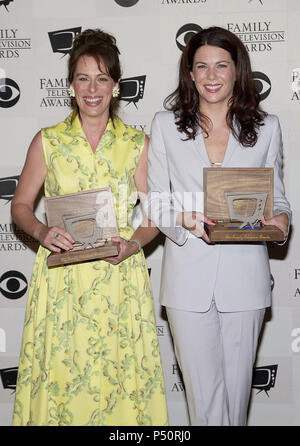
[130,239,142,253]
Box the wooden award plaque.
[45,187,119,266]
[203,168,285,242]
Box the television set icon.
[119,75,146,108]
[0,0,14,12]
[63,211,103,250]
[48,27,82,56]
[225,191,267,229]
[0,175,19,203]
[252,364,278,396]
[0,367,18,391]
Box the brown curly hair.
[165,26,266,147]
[68,28,121,120]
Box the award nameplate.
[203,168,285,242]
[45,187,119,266]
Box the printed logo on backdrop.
[0,0,14,12]
[48,27,82,58]
[0,179,37,252]
[171,363,185,393]
[162,0,207,4]
[292,68,300,101]
[294,268,300,298]
[131,124,147,133]
[176,24,202,51]
[119,76,146,109]
[114,0,139,6]
[252,71,271,101]
[0,175,19,203]
[291,327,300,353]
[252,364,278,396]
[40,77,70,108]
[0,327,6,352]
[156,325,165,337]
[0,367,18,391]
[0,29,32,59]
[227,22,285,52]
[0,77,20,107]
[0,270,28,299]
[0,222,36,252]
[248,0,263,4]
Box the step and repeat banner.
[0,0,299,426]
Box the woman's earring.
[112,86,120,98]
[68,86,75,98]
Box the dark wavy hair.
[68,28,121,121]
[164,26,266,147]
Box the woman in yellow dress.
[11,29,168,426]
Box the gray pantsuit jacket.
[146,111,291,312]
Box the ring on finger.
[54,232,59,239]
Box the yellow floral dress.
[12,112,168,426]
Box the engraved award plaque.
[203,168,285,242]
[45,187,119,266]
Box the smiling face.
[72,55,118,121]
[190,45,236,109]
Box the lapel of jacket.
[222,119,241,167]
[191,129,211,167]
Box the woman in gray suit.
[146,27,291,426]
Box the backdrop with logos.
[0,0,299,426]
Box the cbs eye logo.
[0,270,28,300]
[176,23,202,52]
[0,78,20,108]
[253,71,271,101]
[114,0,139,6]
